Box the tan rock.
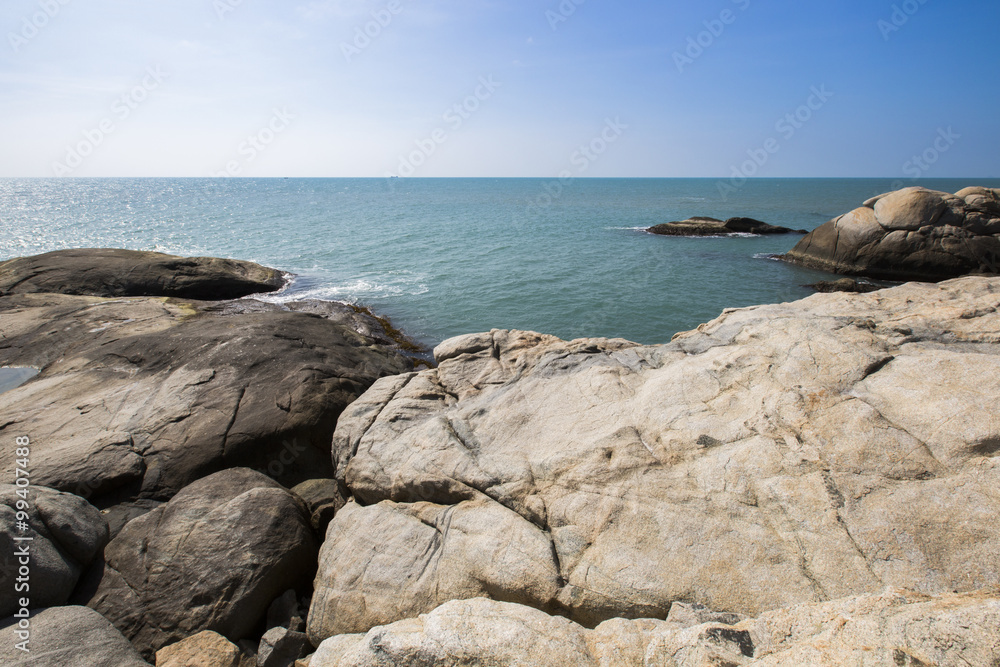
[307,591,1000,666]
[309,277,1000,643]
[155,630,241,667]
[786,186,1000,280]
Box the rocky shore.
[648,216,806,236]
[2,231,1000,666]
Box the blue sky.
[1,0,997,177]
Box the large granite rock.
[0,485,107,617]
[0,605,151,666]
[0,292,412,509]
[648,216,806,236]
[785,186,1000,281]
[83,468,317,659]
[309,276,1000,644]
[307,591,1000,666]
[154,630,243,667]
[0,248,285,299]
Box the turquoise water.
[2,178,997,348]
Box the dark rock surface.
[83,468,317,659]
[0,485,107,617]
[0,605,151,666]
[0,248,286,300]
[648,217,806,237]
[0,291,413,509]
[784,186,1000,281]
[290,478,345,535]
[805,278,884,294]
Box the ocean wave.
[753,252,784,261]
[258,271,430,304]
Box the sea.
[2,178,997,350]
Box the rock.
[307,591,1000,666]
[0,292,412,509]
[309,277,1000,644]
[310,598,598,667]
[308,498,562,640]
[805,277,883,293]
[0,605,151,666]
[747,589,1000,666]
[155,630,242,667]
[258,626,311,667]
[290,479,345,536]
[0,248,286,299]
[648,216,806,236]
[83,469,317,659]
[266,589,305,633]
[666,602,746,629]
[0,485,107,617]
[785,186,1000,281]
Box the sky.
[1,0,998,178]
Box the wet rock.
[649,217,806,236]
[0,248,285,300]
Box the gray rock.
[309,277,1000,643]
[785,186,1000,280]
[0,605,150,666]
[83,468,317,659]
[0,485,107,617]
[266,589,304,633]
[258,626,311,667]
[0,248,285,299]
[805,277,884,293]
[290,479,345,535]
[0,292,412,510]
[649,216,806,236]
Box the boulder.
[0,605,151,666]
[785,186,1000,280]
[258,626,311,667]
[154,630,242,667]
[311,598,597,667]
[309,276,1000,643]
[648,216,806,236]
[0,485,107,617]
[0,292,412,509]
[0,248,285,299]
[307,591,1000,666]
[290,479,345,535]
[83,468,317,659]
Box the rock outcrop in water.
[308,275,1000,648]
[0,248,285,299]
[648,216,806,236]
[785,186,1000,281]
